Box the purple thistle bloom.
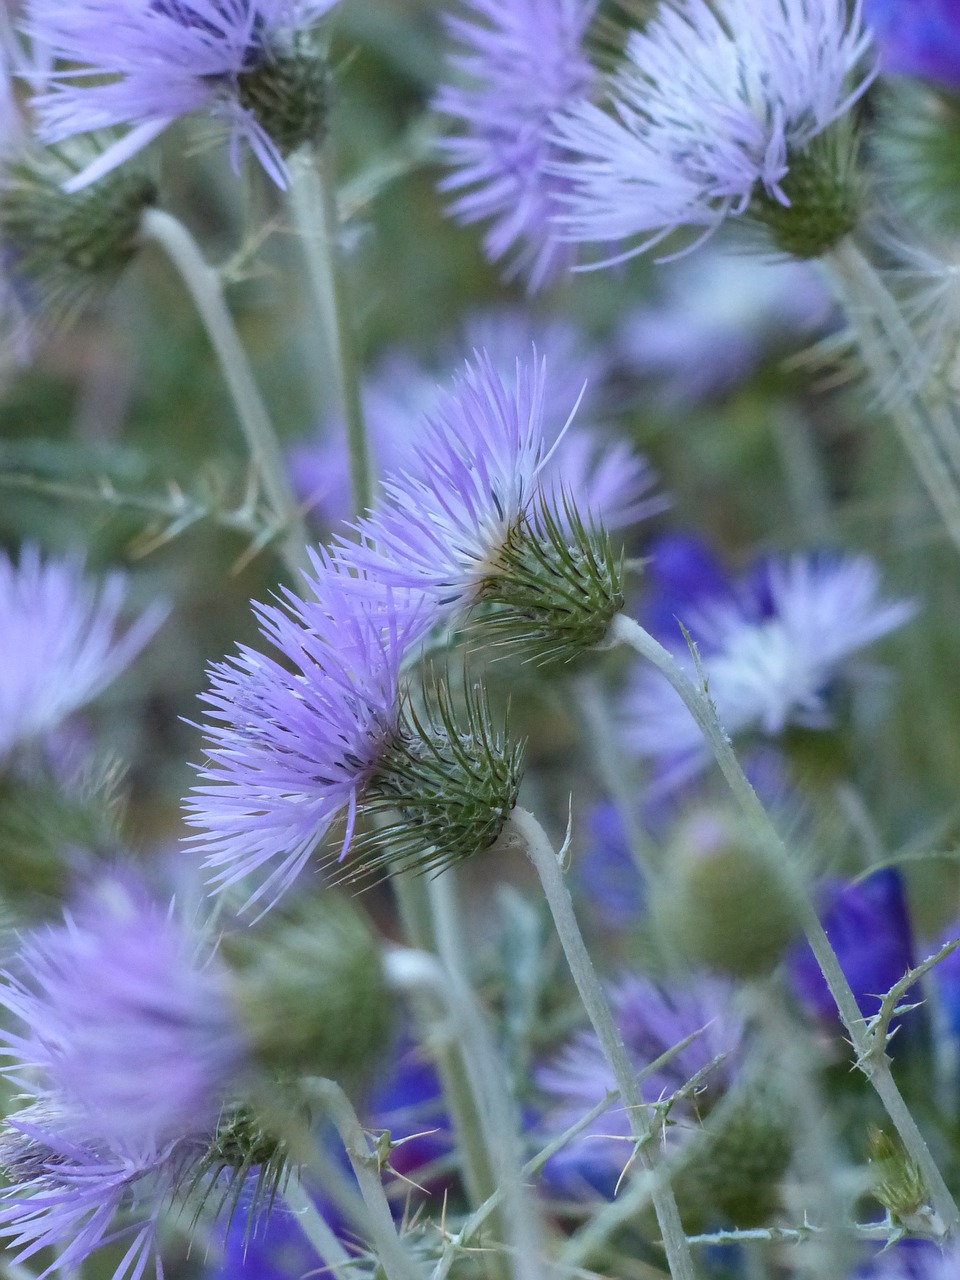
[185,556,430,911]
[0,545,165,766]
[537,973,745,1197]
[864,0,960,87]
[0,876,246,1150]
[551,0,875,263]
[290,314,662,535]
[22,0,338,190]
[435,0,599,290]
[625,551,915,784]
[0,1104,180,1280]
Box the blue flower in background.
[865,0,960,88]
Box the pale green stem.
[288,146,373,515]
[506,806,699,1280]
[305,1077,428,1280]
[611,610,960,1235]
[139,208,309,577]
[824,238,960,556]
[283,1174,356,1280]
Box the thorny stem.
[288,145,373,516]
[824,238,960,557]
[507,806,700,1280]
[139,208,309,578]
[305,1077,428,1280]
[611,610,960,1236]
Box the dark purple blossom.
[23,0,338,189]
[0,545,165,766]
[573,801,645,929]
[435,0,598,290]
[185,556,430,911]
[864,0,960,87]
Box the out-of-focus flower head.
[789,869,916,1027]
[864,0,960,88]
[537,973,745,1197]
[625,545,916,787]
[0,546,165,768]
[552,0,874,262]
[852,1238,960,1278]
[22,0,339,190]
[435,0,599,290]
[616,248,833,406]
[290,313,662,535]
[573,800,645,929]
[185,556,429,912]
[0,874,246,1150]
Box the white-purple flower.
[23,0,339,190]
[435,0,598,289]
[0,876,246,1151]
[625,551,916,782]
[552,0,874,262]
[0,546,165,766]
[185,556,430,911]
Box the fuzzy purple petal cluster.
[552,0,875,261]
[435,0,599,290]
[0,545,165,765]
[0,877,245,1149]
[23,0,338,188]
[625,549,915,782]
[185,556,430,910]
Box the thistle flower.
[23,0,339,190]
[0,546,165,766]
[552,0,874,262]
[864,0,960,87]
[345,350,628,660]
[0,876,246,1150]
[291,314,661,534]
[435,0,599,290]
[625,550,915,784]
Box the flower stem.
[305,1077,428,1280]
[507,805,700,1280]
[288,145,373,516]
[139,207,309,578]
[283,1174,356,1280]
[611,610,960,1235]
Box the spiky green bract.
[868,1128,928,1227]
[0,157,156,331]
[751,118,863,259]
[479,492,624,664]
[235,27,328,156]
[356,678,525,883]
[225,895,392,1086]
[874,82,960,235]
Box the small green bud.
[874,83,960,235]
[752,119,862,258]
[868,1127,930,1227]
[654,808,801,978]
[236,29,329,157]
[0,157,156,328]
[360,677,525,881]
[225,895,392,1086]
[479,494,624,665]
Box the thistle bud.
[868,1127,932,1230]
[752,119,863,259]
[225,895,392,1087]
[236,29,329,157]
[654,808,801,978]
[360,677,525,880]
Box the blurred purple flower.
[0,875,245,1150]
[625,550,916,786]
[537,973,745,1197]
[552,0,874,262]
[788,869,916,1024]
[23,0,338,190]
[435,0,598,290]
[864,0,960,87]
[573,801,645,928]
[185,556,430,912]
[617,249,832,406]
[0,545,165,766]
[853,1237,958,1278]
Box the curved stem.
[139,207,309,577]
[283,1174,355,1280]
[507,806,699,1280]
[288,146,373,516]
[611,610,960,1235]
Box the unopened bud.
[237,29,328,157]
